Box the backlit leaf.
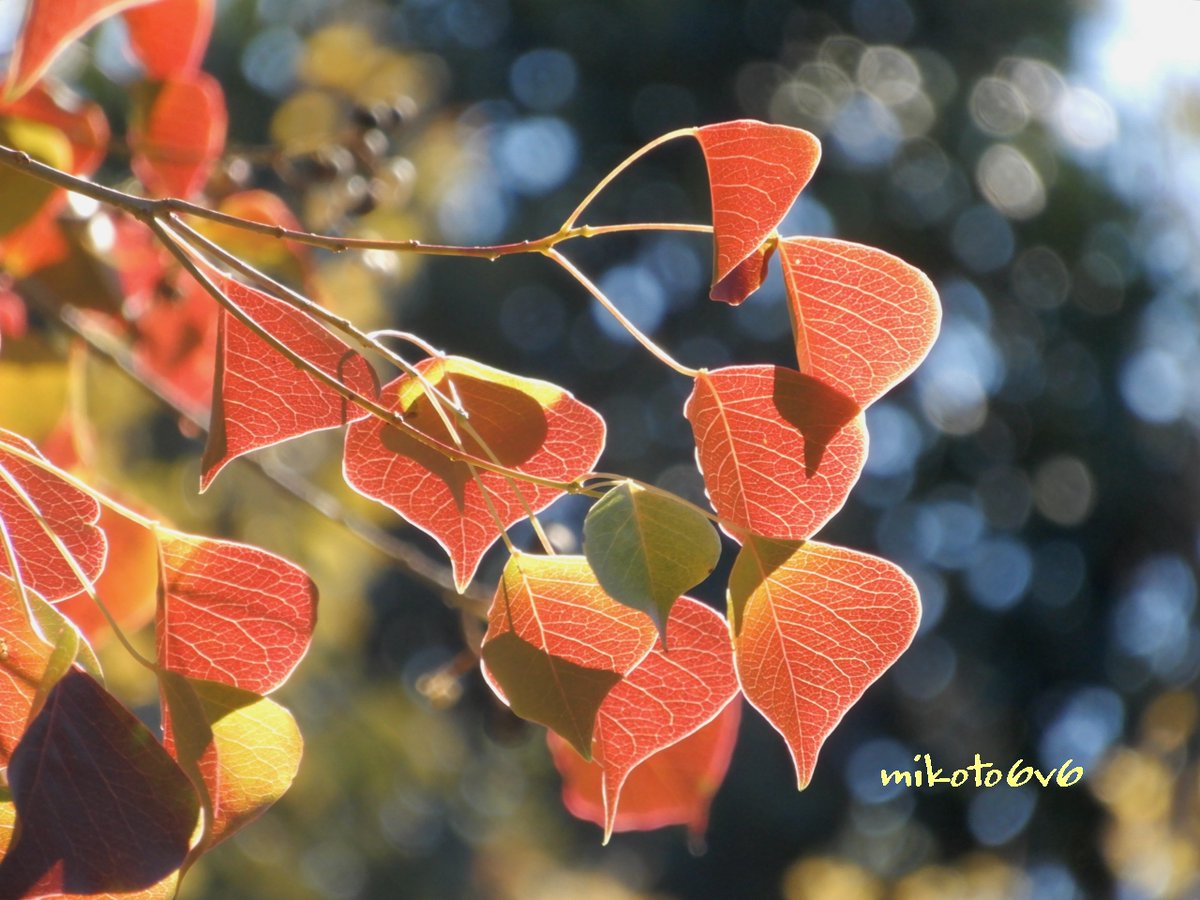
[481,553,657,757]
[129,71,227,198]
[695,120,820,305]
[0,669,198,897]
[779,237,940,408]
[156,528,317,694]
[1,83,111,177]
[124,0,215,80]
[4,0,154,100]
[586,597,739,840]
[192,190,314,285]
[0,787,13,858]
[583,482,720,639]
[0,430,106,602]
[200,273,379,490]
[728,535,920,789]
[161,675,302,850]
[344,356,605,591]
[684,366,866,541]
[129,272,220,417]
[549,698,742,843]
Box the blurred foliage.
[3,0,1199,897]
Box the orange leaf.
[4,0,155,101]
[55,505,159,649]
[481,553,657,757]
[1,83,110,177]
[684,366,865,541]
[586,597,739,840]
[123,0,215,80]
[695,120,820,305]
[0,430,106,602]
[200,274,379,490]
[343,357,605,590]
[779,237,940,408]
[0,578,59,766]
[129,71,227,198]
[728,535,920,789]
[0,669,198,897]
[549,698,741,843]
[156,528,317,694]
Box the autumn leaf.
[0,669,198,897]
[161,674,302,851]
[583,597,740,841]
[190,191,314,285]
[129,71,227,198]
[0,117,72,239]
[156,528,317,694]
[4,0,155,101]
[695,120,820,305]
[728,535,920,789]
[0,430,106,602]
[200,273,379,490]
[0,578,84,766]
[481,553,658,757]
[548,698,742,844]
[344,356,605,591]
[684,366,866,541]
[583,482,720,640]
[124,0,215,80]
[779,237,940,408]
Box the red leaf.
[0,669,198,897]
[129,71,227,198]
[4,0,155,101]
[123,0,215,80]
[0,430,106,601]
[729,535,920,789]
[695,120,820,305]
[344,357,605,591]
[586,597,739,840]
[156,528,317,694]
[481,553,657,757]
[200,274,379,490]
[684,366,866,541]
[130,273,220,418]
[779,237,941,408]
[709,242,776,306]
[549,698,742,843]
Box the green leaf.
[0,118,72,237]
[583,481,721,642]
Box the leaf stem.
[560,127,697,230]
[545,248,700,379]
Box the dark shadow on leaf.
[379,370,549,509]
[770,367,861,477]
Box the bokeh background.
[5,0,1200,897]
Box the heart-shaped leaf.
[695,120,820,305]
[156,528,317,694]
[129,71,227,198]
[200,273,379,490]
[548,697,742,843]
[779,237,941,408]
[481,553,657,757]
[0,669,198,897]
[584,597,739,840]
[583,481,720,639]
[729,535,920,789]
[684,366,866,541]
[344,356,605,591]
